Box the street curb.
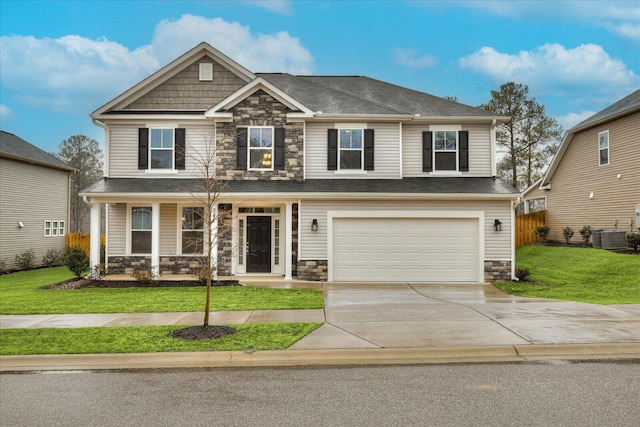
[2,344,639,371]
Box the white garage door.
[332,217,479,282]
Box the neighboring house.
[519,178,546,215]
[525,89,640,242]
[0,131,75,271]
[81,42,519,283]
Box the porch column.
[284,201,293,280]
[211,203,218,280]
[151,202,160,279]
[89,201,101,278]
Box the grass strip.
[0,267,324,315]
[0,323,323,355]
[494,245,640,304]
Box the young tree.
[54,135,103,232]
[480,83,562,190]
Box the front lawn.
[0,267,324,315]
[494,245,640,304]
[0,323,322,355]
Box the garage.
[331,217,480,282]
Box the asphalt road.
[1,361,639,426]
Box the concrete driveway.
[290,283,640,350]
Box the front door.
[246,216,271,273]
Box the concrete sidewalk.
[1,282,639,371]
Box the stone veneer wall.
[107,256,203,275]
[216,89,304,181]
[297,260,328,281]
[217,204,233,276]
[484,260,512,282]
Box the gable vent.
[199,63,213,81]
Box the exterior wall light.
[311,219,318,232]
[494,219,503,232]
[18,221,25,228]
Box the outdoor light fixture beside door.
[494,219,503,232]
[311,219,318,231]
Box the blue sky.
[1,0,639,154]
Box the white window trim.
[432,130,459,172]
[44,220,65,237]
[127,204,153,255]
[44,220,51,237]
[248,126,275,171]
[177,204,206,256]
[337,127,364,171]
[148,127,176,171]
[598,130,609,166]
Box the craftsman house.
[82,42,518,282]
[524,89,640,242]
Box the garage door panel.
[333,217,479,282]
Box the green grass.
[494,245,640,304]
[0,323,323,355]
[0,267,324,315]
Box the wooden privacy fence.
[65,233,105,256]
[515,210,547,247]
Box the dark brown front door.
[246,216,271,273]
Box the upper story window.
[44,220,65,237]
[599,130,609,166]
[150,129,174,169]
[249,127,274,170]
[138,128,185,171]
[422,129,469,173]
[433,130,458,171]
[327,127,374,171]
[339,129,363,170]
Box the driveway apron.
[289,283,640,350]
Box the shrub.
[15,249,36,270]
[0,258,7,273]
[42,248,64,267]
[627,232,640,253]
[515,268,531,281]
[562,227,574,244]
[535,226,550,243]
[579,226,592,246]
[132,269,155,284]
[64,247,90,278]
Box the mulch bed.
[171,325,237,340]
[41,278,240,290]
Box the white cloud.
[459,43,639,99]
[0,15,314,114]
[0,104,14,121]
[446,0,640,40]
[392,48,438,69]
[557,111,597,131]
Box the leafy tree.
[54,135,103,233]
[480,83,562,190]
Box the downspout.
[92,118,109,177]
[490,119,497,177]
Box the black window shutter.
[327,129,338,171]
[274,127,285,170]
[364,129,375,171]
[422,131,433,172]
[138,128,149,170]
[459,130,469,172]
[237,127,247,170]
[175,128,186,170]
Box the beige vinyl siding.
[298,199,512,260]
[107,123,215,178]
[402,124,492,177]
[305,122,401,179]
[107,204,126,256]
[123,57,247,111]
[546,111,640,242]
[0,158,70,270]
[160,204,177,255]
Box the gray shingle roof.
[259,74,497,117]
[0,131,74,171]
[81,177,519,197]
[568,89,640,132]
